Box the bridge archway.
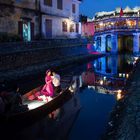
[118,35,133,53]
[106,35,112,52]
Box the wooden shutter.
[31,22,34,40]
[18,21,23,41]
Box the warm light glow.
[133,60,137,65]
[99,22,104,26]
[26,96,52,110]
[88,86,95,89]
[119,73,122,77]
[100,80,103,85]
[27,101,46,110]
[117,90,122,100]
[118,89,122,94]
[126,74,129,78]
[117,93,122,100]
[126,20,131,26]
[134,57,139,61]
[38,95,47,102]
[111,22,114,25]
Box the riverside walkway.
[104,60,140,140]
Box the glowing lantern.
[100,80,103,85]
[99,22,104,27]
[126,74,129,78]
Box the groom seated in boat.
[51,70,61,97]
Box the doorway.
[23,21,31,41]
[118,35,133,53]
[46,19,52,38]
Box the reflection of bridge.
[95,72,126,81]
[95,72,126,89]
[92,73,126,100]
[94,7,140,53]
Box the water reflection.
[93,55,138,76]
[81,55,139,99]
[69,55,139,140]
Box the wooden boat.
[0,75,78,129]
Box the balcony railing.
[95,26,140,33]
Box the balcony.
[94,18,140,34]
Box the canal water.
[68,54,138,140]
[18,54,138,140]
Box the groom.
[52,71,61,97]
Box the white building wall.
[71,0,80,22]
[40,0,81,39]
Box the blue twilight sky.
[80,0,140,18]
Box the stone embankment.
[0,39,103,81]
[103,60,140,140]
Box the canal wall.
[103,60,140,140]
[0,39,103,81]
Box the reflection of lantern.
[117,90,122,100]
[134,57,139,61]
[103,76,106,80]
[100,80,103,85]
[126,74,129,78]
[99,22,104,27]
[117,93,121,100]
[119,73,122,77]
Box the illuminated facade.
[41,0,81,39]
[82,21,94,36]
[94,7,140,53]
[0,0,81,41]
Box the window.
[70,24,74,32]
[57,0,63,10]
[72,4,76,13]
[44,0,52,6]
[138,21,140,27]
[62,21,67,32]
[76,23,79,33]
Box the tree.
[79,15,87,23]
